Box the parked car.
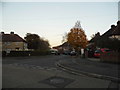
[50,49,60,55]
[70,51,77,56]
[63,51,71,55]
[94,48,111,58]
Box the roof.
[89,32,101,43]
[101,21,120,37]
[111,21,120,35]
[101,25,116,37]
[52,42,70,49]
[1,34,26,42]
[59,42,69,47]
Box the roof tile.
[1,34,26,42]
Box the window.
[15,47,19,50]
[5,42,11,45]
[15,42,19,45]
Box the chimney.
[10,32,14,34]
[1,32,4,34]
[111,25,115,28]
[117,21,120,25]
[110,25,116,30]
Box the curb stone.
[56,62,120,83]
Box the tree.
[24,33,50,50]
[38,38,50,50]
[67,21,88,52]
[24,33,40,50]
[62,32,68,43]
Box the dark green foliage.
[38,39,50,51]
[2,50,51,57]
[2,51,6,57]
[24,33,40,50]
[30,50,51,56]
[24,33,50,51]
[6,51,30,57]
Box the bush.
[2,51,6,57]
[7,51,31,57]
[2,50,51,57]
[30,50,51,56]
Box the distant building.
[0,32,27,52]
[52,42,72,53]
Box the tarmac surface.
[2,55,120,89]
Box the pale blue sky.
[1,2,118,47]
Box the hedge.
[30,50,51,56]
[2,50,51,57]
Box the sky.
[0,1,119,47]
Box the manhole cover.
[50,78,65,84]
[40,76,74,88]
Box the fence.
[100,51,120,63]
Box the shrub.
[2,50,51,57]
[7,51,30,57]
[30,50,51,56]
[2,51,6,57]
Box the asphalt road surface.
[2,55,68,69]
[2,55,120,88]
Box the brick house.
[0,32,27,52]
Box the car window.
[95,50,101,53]
[104,49,111,52]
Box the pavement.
[56,56,120,88]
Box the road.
[2,55,120,88]
[2,55,68,70]
[57,56,120,81]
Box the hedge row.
[30,50,51,56]
[2,50,51,57]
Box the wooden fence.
[100,51,120,63]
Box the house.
[52,42,72,53]
[87,20,120,52]
[100,21,120,40]
[89,21,120,46]
[101,25,116,38]
[88,32,101,48]
[0,32,27,52]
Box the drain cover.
[50,78,65,84]
[40,76,74,88]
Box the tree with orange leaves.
[67,21,88,52]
